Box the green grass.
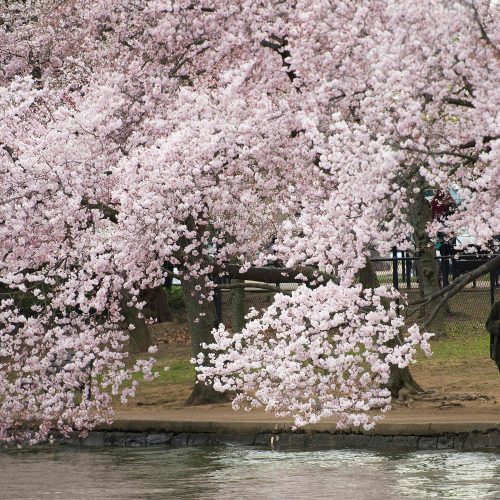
[131,352,195,387]
[157,358,195,385]
[416,320,489,363]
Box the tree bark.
[141,286,172,323]
[358,259,423,397]
[409,176,447,337]
[122,298,154,353]
[183,275,229,405]
[230,279,246,333]
[221,263,339,284]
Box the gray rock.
[187,433,212,446]
[104,432,145,447]
[437,435,455,449]
[308,433,334,448]
[279,433,307,448]
[452,434,467,450]
[171,433,188,447]
[418,437,437,449]
[487,430,500,449]
[390,435,419,448]
[342,434,370,448]
[216,433,255,446]
[81,432,106,447]
[146,433,172,446]
[370,435,394,448]
[466,433,490,450]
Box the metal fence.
[372,252,499,325]
[215,254,499,329]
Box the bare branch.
[220,263,339,285]
[444,97,474,109]
[409,255,500,328]
[411,254,500,308]
[215,282,291,294]
[164,268,181,280]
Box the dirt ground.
[116,322,500,426]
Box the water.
[0,446,499,499]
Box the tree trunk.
[183,276,230,405]
[387,363,423,398]
[409,175,447,337]
[230,279,246,333]
[358,259,423,397]
[141,286,172,323]
[122,298,154,353]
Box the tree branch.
[2,145,19,163]
[444,97,474,108]
[220,263,339,285]
[471,3,500,58]
[215,282,291,294]
[80,198,118,223]
[260,36,297,82]
[411,254,500,307]
[396,145,478,162]
[164,268,181,280]
[409,254,500,328]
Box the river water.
[0,446,499,499]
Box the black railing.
[371,253,499,303]
[212,254,499,326]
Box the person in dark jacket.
[486,300,500,372]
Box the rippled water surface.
[0,446,499,499]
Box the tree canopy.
[1,0,498,442]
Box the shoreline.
[75,415,500,451]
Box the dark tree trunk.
[358,260,423,397]
[183,276,230,405]
[409,175,447,337]
[122,298,154,353]
[141,286,172,323]
[230,279,246,333]
[387,363,423,398]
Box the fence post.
[406,254,412,289]
[392,247,399,290]
[401,252,407,284]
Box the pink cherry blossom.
[1,0,498,442]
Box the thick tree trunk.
[409,175,447,337]
[122,298,154,353]
[358,260,423,397]
[387,363,423,398]
[230,279,246,333]
[183,276,229,405]
[141,286,172,323]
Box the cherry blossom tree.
[1,0,498,442]
[0,0,321,442]
[197,0,499,428]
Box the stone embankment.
[74,419,500,451]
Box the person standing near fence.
[431,190,457,287]
[486,300,500,373]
